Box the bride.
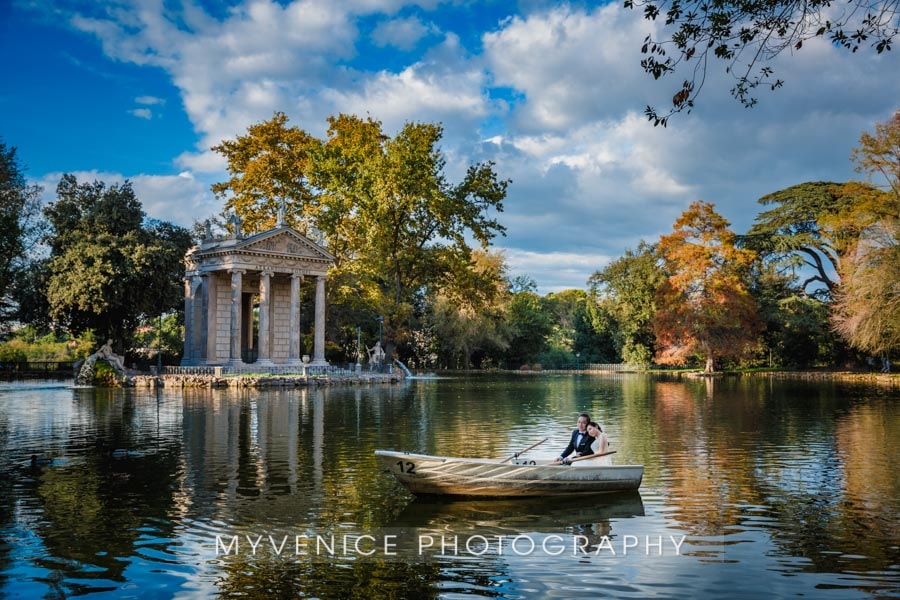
[575,421,611,466]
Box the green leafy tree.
[0,141,42,324]
[40,175,193,348]
[132,312,185,365]
[509,274,538,294]
[628,0,900,125]
[654,200,761,372]
[429,250,511,369]
[587,241,665,365]
[0,328,94,363]
[318,115,509,360]
[504,291,553,368]
[213,113,510,360]
[541,289,616,366]
[742,181,882,295]
[750,263,840,367]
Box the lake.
[0,374,897,598]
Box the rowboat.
[375,450,643,497]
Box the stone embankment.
[129,373,400,388]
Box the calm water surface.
[0,374,897,598]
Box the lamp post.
[355,326,362,372]
[376,316,384,372]
[157,313,163,372]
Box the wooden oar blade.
[499,437,548,463]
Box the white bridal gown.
[575,433,612,466]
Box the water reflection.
[0,376,897,597]
[391,491,645,546]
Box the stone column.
[229,269,245,364]
[181,276,195,365]
[191,277,203,361]
[289,273,303,362]
[242,293,253,356]
[205,273,217,363]
[311,274,329,366]
[257,270,273,365]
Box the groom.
[556,413,593,463]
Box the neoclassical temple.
[181,219,335,367]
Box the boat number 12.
[396,460,416,474]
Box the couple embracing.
[553,412,610,466]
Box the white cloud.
[477,3,900,289]
[370,15,433,50]
[32,0,900,292]
[131,172,220,227]
[68,0,365,172]
[129,108,153,119]
[321,56,490,134]
[136,95,165,105]
[501,247,613,293]
[483,4,663,132]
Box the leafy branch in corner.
[624,0,899,125]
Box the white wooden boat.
[375,450,643,497]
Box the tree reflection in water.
[0,375,897,597]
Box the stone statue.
[227,213,243,239]
[75,338,128,385]
[367,341,385,366]
[97,339,127,373]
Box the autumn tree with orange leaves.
[654,201,761,372]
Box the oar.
[566,450,617,464]
[499,438,548,463]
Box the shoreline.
[1,369,894,387]
[128,372,402,388]
[502,368,899,385]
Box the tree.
[40,175,193,347]
[628,0,900,125]
[852,110,900,197]
[742,181,882,295]
[587,241,665,365]
[654,200,761,372]
[428,249,510,369]
[832,244,900,355]
[509,274,538,294]
[542,289,615,365]
[214,113,510,360]
[211,112,320,234]
[749,263,840,368]
[832,111,900,355]
[0,141,42,324]
[504,290,553,367]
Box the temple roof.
[186,224,335,277]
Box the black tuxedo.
[559,429,593,460]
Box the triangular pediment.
[234,226,335,261]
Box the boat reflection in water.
[387,490,646,557]
[393,490,645,528]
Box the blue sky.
[2,0,898,292]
